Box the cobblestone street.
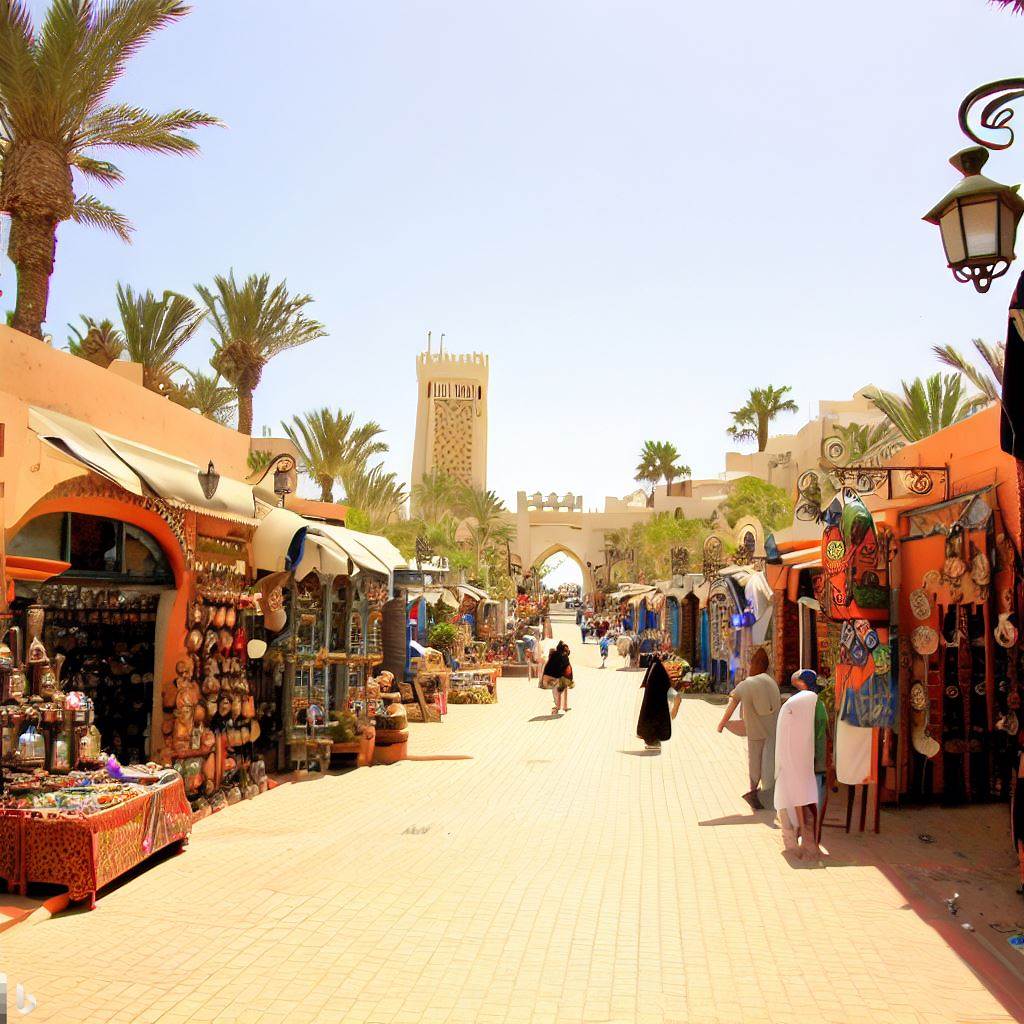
[0,615,1018,1024]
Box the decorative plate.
[909,588,932,621]
[911,625,939,656]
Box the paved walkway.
[0,614,1019,1023]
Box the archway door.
[530,543,589,594]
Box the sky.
[19,0,1024,512]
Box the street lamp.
[928,78,1024,456]
[923,146,1024,292]
[273,455,297,508]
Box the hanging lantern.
[198,460,220,501]
[923,146,1024,292]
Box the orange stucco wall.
[0,326,251,530]
[886,404,1021,552]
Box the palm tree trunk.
[8,213,57,339]
[236,387,254,435]
[757,416,769,452]
[318,477,334,503]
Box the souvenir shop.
[767,405,1024,828]
[251,508,410,771]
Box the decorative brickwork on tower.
[411,350,489,502]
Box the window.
[9,513,172,583]
[8,512,63,560]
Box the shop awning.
[98,432,256,522]
[457,583,489,602]
[251,504,308,573]
[28,406,257,522]
[293,534,351,581]
[306,523,406,579]
[29,407,144,497]
[405,586,459,609]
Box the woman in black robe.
[541,641,573,714]
[637,658,672,749]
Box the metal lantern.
[273,455,297,507]
[924,146,1024,292]
[198,460,220,500]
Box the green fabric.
[814,700,827,774]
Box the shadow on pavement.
[698,812,775,827]
[529,713,562,722]
[620,748,661,757]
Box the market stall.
[0,766,191,907]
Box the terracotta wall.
[0,326,251,530]
[888,405,1021,552]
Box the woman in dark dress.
[637,658,672,750]
[541,641,574,714]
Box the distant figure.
[599,633,611,668]
[636,658,674,751]
[716,648,781,810]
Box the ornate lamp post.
[273,455,297,508]
[926,79,1024,460]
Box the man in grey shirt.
[716,648,782,809]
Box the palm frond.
[76,104,222,152]
[71,153,124,185]
[71,193,133,240]
[117,282,205,393]
[199,271,327,388]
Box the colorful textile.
[1,775,191,905]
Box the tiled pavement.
[0,615,1019,1024]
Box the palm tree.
[66,315,124,366]
[634,440,690,494]
[727,385,800,451]
[455,485,508,579]
[826,421,899,465]
[0,1,219,338]
[866,373,985,442]
[411,469,459,524]
[170,368,236,425]
[282,407,387,503]
[932,338,1003,402]
[342,465,407,530]
[198,272,327,435]
[116,283,205,395]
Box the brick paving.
[0,615,1019,1023]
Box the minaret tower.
[411,334,489,501]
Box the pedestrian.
[774,671,825,861]
[541,640,574,714]
[636,657,676,751]
[716,648,781,810]
[576,605,584,644]
[599,632,611,668]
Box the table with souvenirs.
[0,762,192,907]
[448,665,500,704]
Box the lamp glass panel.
[960,195,999,258]
[1000,197,1020,260]
[939,205,966,264]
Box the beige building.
[722,386,887,492]
[410,348,489,499]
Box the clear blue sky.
[20,0,1024,508]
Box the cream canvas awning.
[28,406,257,522]
[306,523,406,579]
[97,431,256,521]
[29,407,144,497]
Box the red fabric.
[0,776,192,903]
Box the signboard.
[433,381,476,401]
